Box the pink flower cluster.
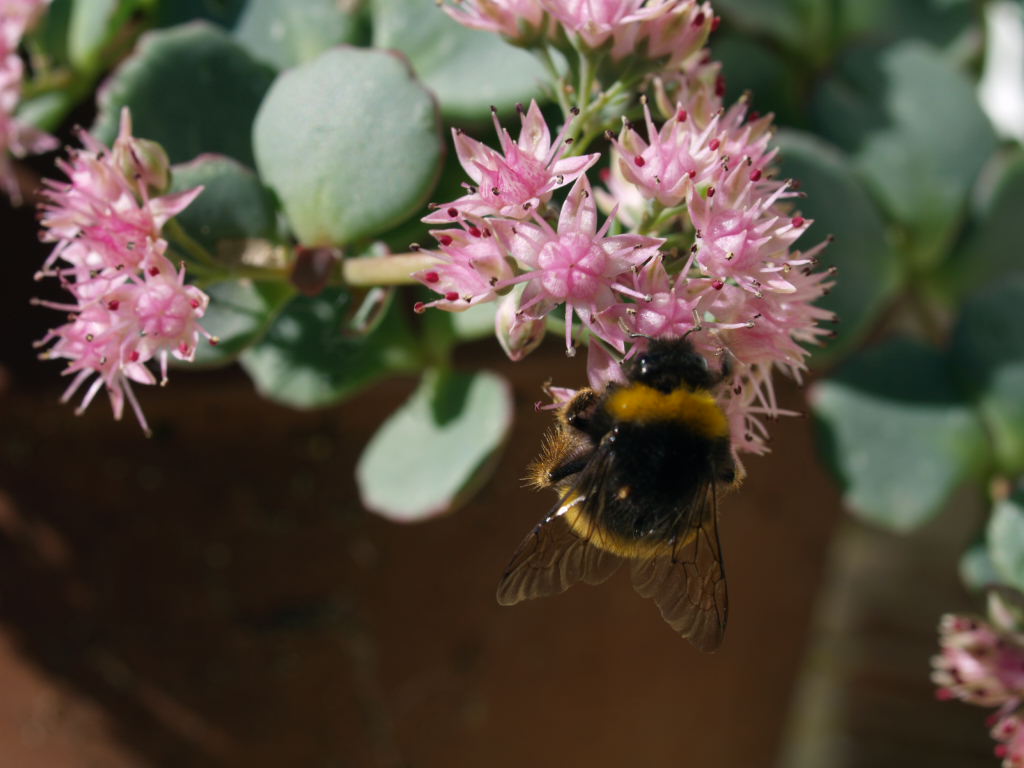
[414,84,832,455]
[932,605,1024,767]
[34,109,211,435]
[442,0,715,69]
[1,0,56,202]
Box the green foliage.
[191,280,296,367]
[775,130,898,365]
[941,151,1024,300]
[951,277,1024,474]
[233,0,361,70]
[92,22,276,166]
[252,46,443,246]
[169,154,279,251]
[371,0,546,121]
[960,541,1001,592]
[987,494,1024,593]
[811,338,991,530]
[811,41,997,267]
[239,287,421,409]
[356,369,513,520]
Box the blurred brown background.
[0,176,1000,766]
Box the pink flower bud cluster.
[414,89,832,456]
[932,606,1024,767]
[0,0,57,202]
[34,109,210,436]
[442,0,716,70]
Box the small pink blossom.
[609,98,720,208]
[992,710,1024,768]
[0,0,50,48]
[34,109,209,435]
[539,0,712,67]
[425,102,599,222]
[439,0,548,43]
[493,175,662,355]
[0,0,57,202]
[932,612,1024,708]
[412,219,512,312]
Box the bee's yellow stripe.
[605,383,729,439]
[559,493,697,559]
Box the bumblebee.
[496,336,743,651]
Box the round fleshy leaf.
[941,152,1024,300]
[810,337,991,531]
[712,35,801,124]
[169,154,278,252]
[239,287,421,408]
[988,494,1024,593]
[151,0,246,27]
[253,46,442,246]
[92,22,276,166]
[356,368,513,521]
[712,0,827,54]
[835,0,973,49]
[233,0,360,70]
[960,541,1001,592]
[371,0,545,120]
[776,130,899,366]
[191,280,295,366]
[811,41,997,266]
[950,276,1024,473]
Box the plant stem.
[164,219,220,269]
[342,254,443,287]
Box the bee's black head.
[627,337,716,393]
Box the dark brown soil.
[2,186,843,767]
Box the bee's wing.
[496,482,623,606]
[630,480,727,652]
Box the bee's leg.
[547,454,592,484]
[713,440,745,487]
[560,388,602,439]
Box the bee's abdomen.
[601,422,720,541]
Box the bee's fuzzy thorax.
[605,382,729,440]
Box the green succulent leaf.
[960,540,1002,592]
[150,0,247,28]
[834,0,974,49]
[233,0,360,70]
[950,276,1024,473]
[811,41,997,266]
[92,22,276,166]
[988,494,1024,593]
[169,154,278,252]
[810,337,991,530]
[712,35,801,124]
[941,151,1024,300]
[253,46,443,246]
[239,287,421,408]
[712,0,829,58]
[776,130,899,366]
[371,0,546,121]
[356,368,513,521]
[191,280,295,366]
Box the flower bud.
[112,108,171,195]
[496,290,545,361]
